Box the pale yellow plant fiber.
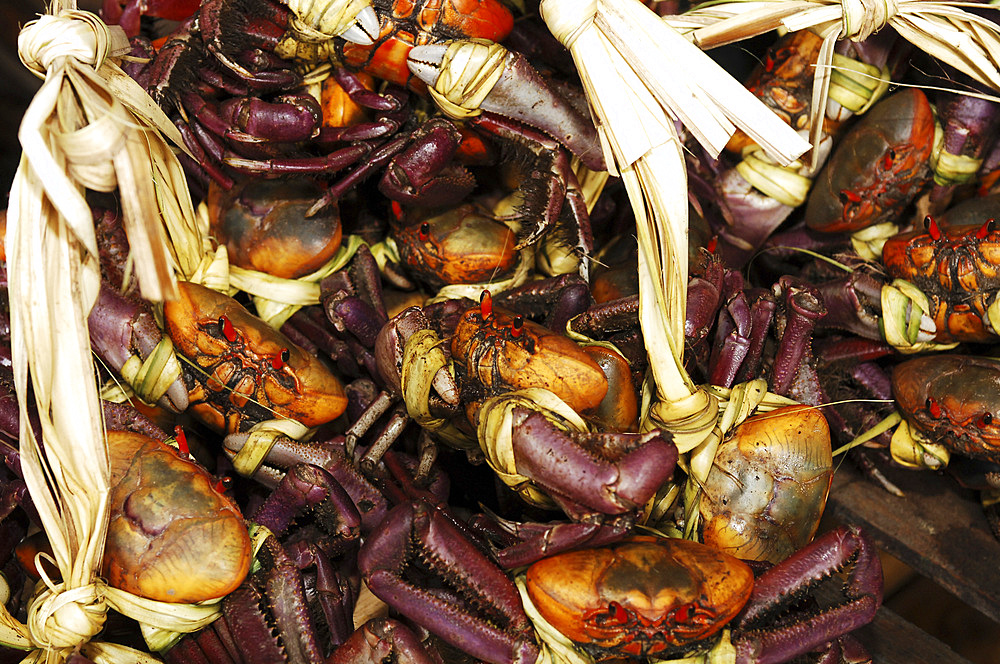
[6,3,221,660]
[669,0,1000,165]
[538,0,809,455]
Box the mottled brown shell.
[394,204,519,288]
[893,354,1000,462]
[806,89,934,233]
[164,281,347,433]
[526,536,753,658]
[104,431,251,602]
[207,178,342,280]
[451,305,607,415]
[700,405,833,563]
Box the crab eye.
[419,222,430,242]
[882,148,896,170]
[977,412,994,428]
[601,601,629,626]
[923,215,942,241]
[976,218,997,239]
[218,315,238,342]
[510,316,524,338]
[838,189,861,204]
[926,397,942,418]
[271,348,290,370]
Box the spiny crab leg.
[734,525,883,664]
[359,500,539,664]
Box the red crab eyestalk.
[359,500,540,664]
[806,88,935,234]
[163,281,348,434]
[407,39,606,172]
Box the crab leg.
[510,408,677,517]
[359,500,539,664]
[734,525,883,664]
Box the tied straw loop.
[18,10,125,76]
[539,0,596,52]
[27,580,106,651]
[841,0,899,41]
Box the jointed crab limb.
[328,618,441,664]
[509,408,677,518]
[359,500,540,664]
[224,433,390,534]
[407,40,606,172]
[251,463,362,549]
[734,525,883,664]
[771,278,827,397]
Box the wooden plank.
[855,606,974,664]
[827,460,1000,623]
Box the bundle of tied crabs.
[14,0,1000,661]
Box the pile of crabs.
[7,0,1000,662]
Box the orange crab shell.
[881,222,1000,294]
[164,281,347,431]
[526,536,754,657]
[103,431,251,602]
[451,305,608,415]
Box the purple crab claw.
[407,40,606,172]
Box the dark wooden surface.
[857,606,974,664]
[827,458,1000,626]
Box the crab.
[524,526,882,663]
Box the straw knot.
[27,581,107,651]
[839,0,898,41]
[539,0,597,51]
[17,10,119,77]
